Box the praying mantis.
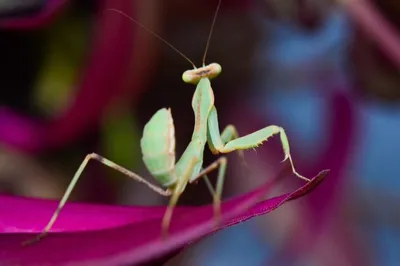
[23,0,316,246]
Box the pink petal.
[0,170,328,265]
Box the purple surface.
[0,170,328,265]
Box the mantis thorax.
[182,63,222,85]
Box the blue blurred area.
[192,222,271,266]
[355,102,400,195]
[194,7,400,266]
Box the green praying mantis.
[23,0,317,246]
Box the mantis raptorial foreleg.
[207,107,248,167]
[161,156,228,238]
[220,126,249,168]
[207,106,310,182]
[23,153,171,246]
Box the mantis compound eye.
[182,63,222,85]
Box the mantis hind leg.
[23,153,171,246]
[207,106,310,182]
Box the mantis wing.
[140,108,177,187]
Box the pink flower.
[0,169,328,265]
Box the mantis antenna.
[202,0,222,66]
[107,8,197,69]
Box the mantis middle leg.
[207,106,310,182]
[191,156,228,225]
[161,156,227,238]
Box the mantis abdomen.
[140,108,177,187]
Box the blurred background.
[0,0,399,265]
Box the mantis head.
[182,63,222,85]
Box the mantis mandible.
[23,0,315,246]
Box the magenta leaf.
[0,169,328,265]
